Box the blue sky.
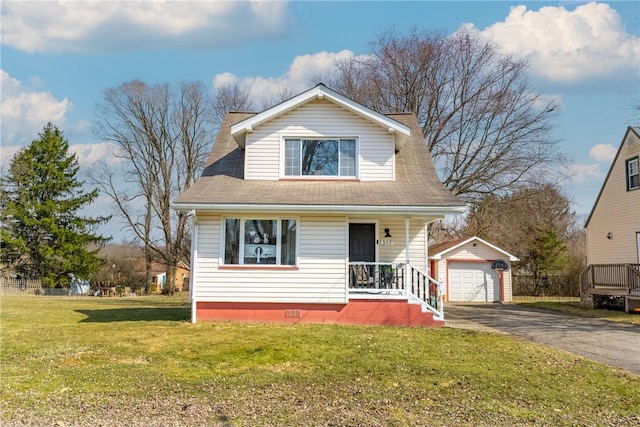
[1,1,639,242]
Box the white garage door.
[448,262,500,302]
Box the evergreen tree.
[523,226,569,294]
[0,123,110,287]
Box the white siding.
[244,100,395,181]
[586,130,640,264]
[195,213,221,274]
[193,212,348,304]
[192,213,446,304]
[348,216,436,273]
[435,241,513,303]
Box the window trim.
[221,216,299,267]
[626,156,639,191]
[280,136,359,179]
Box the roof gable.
[230,83,411,150]
[429,236,518,261]
[173,84,465,215]
[584,126,640,228]
[173,111,465,214]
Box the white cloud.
[570,141,618,184]
[0,70,117,169]
[1,0,293,53]
[0,145,22,172]
[213,72,240,89]
[588,143,617,162]
[467,2,640,83]
[570,163,603,183]
[0,69,71,145]
[70,142,122,167]
[214,50,357,105]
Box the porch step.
[407,295,444,321]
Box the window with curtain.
[224,218,297,265]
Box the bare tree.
[212,83,252,130]
[327,28,567,202]
[92,80,215,293]
[465,183,575,293]
[258,86,295,111]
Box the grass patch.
[515,300,640,326]
[1,296,639,426]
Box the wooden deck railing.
[580,264,640,307]
[628,264,640,294]
[581,264,640,290]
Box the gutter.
[171,202,467,216]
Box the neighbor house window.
[627,157,639,191]
[224,218,297,265]
[284,138,356,177]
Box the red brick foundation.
[196,299,444,327]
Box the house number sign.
[381,239,394,246]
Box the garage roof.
[429,236,518,261]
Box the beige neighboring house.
[173,84,465,326]
[150,261,190,292]
[582,126,640,311]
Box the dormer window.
[284,138,356,177]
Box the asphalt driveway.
[444,303,640,375]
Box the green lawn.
[1,296,638,426]
[514,298,640,326]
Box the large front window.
[224,218,297,265]
[285,138,356,177]
[627,157,639,191]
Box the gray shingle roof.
[173,110,464,213]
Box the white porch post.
[405,217,411,293]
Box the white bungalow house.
[582,126,640,311]
[172,84,465,326]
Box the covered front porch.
[346,216,445,320]
[348,261,444,320]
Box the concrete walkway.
[444,303,640,375]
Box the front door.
[349,223,376,288]
[349,223,376,262]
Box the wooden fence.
[0,278,69,296]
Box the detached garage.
[429,236,518,303]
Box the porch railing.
[407,264,443,314]
[348,262,443,319]
[348,262,405,291]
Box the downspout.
[190,210,198,324]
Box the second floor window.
[285,138,356,177]
[627,157,639,191]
